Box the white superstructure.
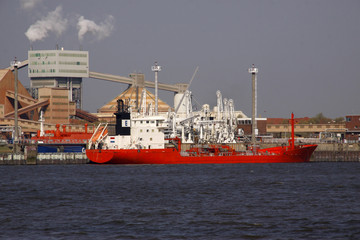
[104,115,167,150]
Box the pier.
[311,143,360,162]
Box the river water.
[1,163,360,239]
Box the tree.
[333,117,345,123]
[309,113,331,124]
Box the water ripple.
[0,163,360,239]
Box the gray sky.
[0,0,359,118]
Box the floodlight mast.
[10,58,21,153]
[248,64,258,148]
[151,62,162,115]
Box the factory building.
[28,49,89,109]
[37,88,76,124]
[0,69,39,121]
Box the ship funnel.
[115,99,131,136]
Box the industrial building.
[0,68,95,139]
[345,115,360,141]
[37,87,76,124]
[0,69,40,121]
[28,49,89,109]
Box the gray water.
[1,163,360,239]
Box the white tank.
[213,106,218,113]
[174,93,186,113]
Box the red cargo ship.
[86,140,317,164]
[86,100,317,164]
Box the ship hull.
[86,144,317,164]
[38,144,86,153]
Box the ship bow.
[86,150,114,164]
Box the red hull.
[86,144,317,164]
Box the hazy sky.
[0,0,359,118]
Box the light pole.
[10,58,21,153]
[248,64,258,148]
[151,62,161,115]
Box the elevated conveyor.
[75,109,98,123]
[89,71,187,93]
[6,60,29,71]
[5,99,49,118]
[6,60,187,93]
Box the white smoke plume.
[25,6,68,42]
[77,15,114,42]
[20,0,43,10]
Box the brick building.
[345,115,360,141]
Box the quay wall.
[36,153,89,165]
[0,152,88,165]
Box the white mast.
[10,58,21,153]
[248,64,258,147]
[151,62,162,115]
[40,110,45,137]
